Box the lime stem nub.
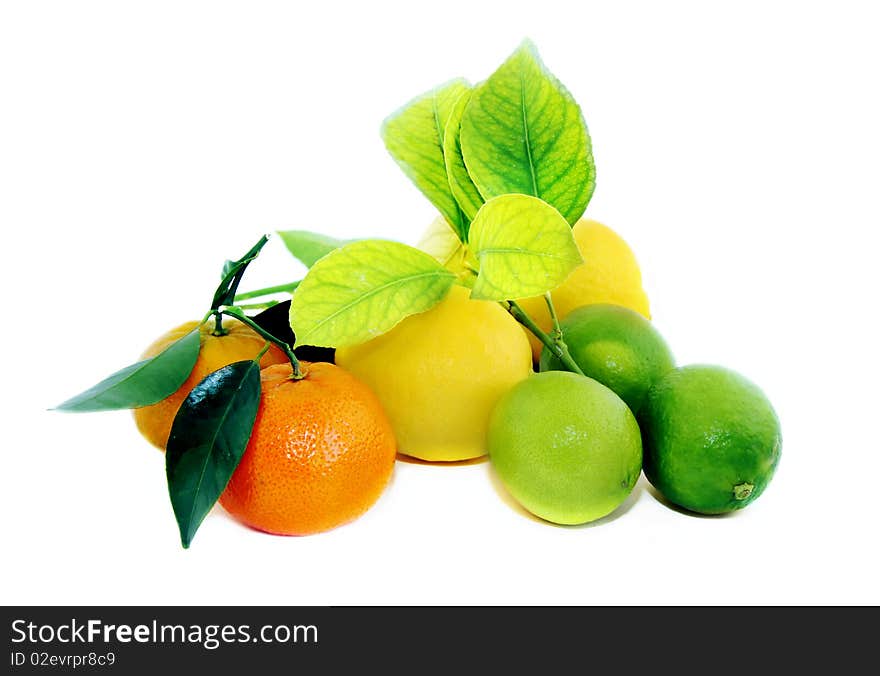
[733,483,754,501]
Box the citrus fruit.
[335,284,532,461]
[219,362,397,535]
[516,219,651,360]
[638,365,781,514]
[539,304,674,413]
[488,371,642,525]
[133,319,287,449]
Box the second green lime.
[540,303,674,413]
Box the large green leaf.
[289,240,456,348]
[55,328,201,412]
[276,230,353,268]
[460,41,595,225]
[443,89,484,227]
[381,79,471,239]
[468,194,582,301]
[166,359,261,548]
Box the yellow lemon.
[335,284,532,462]
[516,219,651,361]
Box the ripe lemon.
[638,365,781,514]
[540,304,674,413]
[516,219,651,360]
[335,284,532,461]
[220,362,397,535]
[489,371,642,525]
[133,319,287,449]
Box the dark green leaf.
[252,300,297,346]
[55,329,201,412]
[251,300,335,363]
[166,360,262,548]
[211,235,270,309]
[294,344,336,364]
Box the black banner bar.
[2,606,875,672]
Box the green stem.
[540,294,581,374]
[212,311,229,337]
[505,300,584,376]
[544,292,563,342]
[234,281,301,302]
[233,300,280,311]
[255,342,272,362]
[221,308,303,379]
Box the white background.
[2,1,878,605]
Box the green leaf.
[212,235,270,309]
[381,78,471,239]
[468,194,583,301]
[290,239,456,348]
[460,40,595,225]
[55,329,201,412]
[166,359,261,548]
[220,259,237,279]
[443,89,484,227]
[277,230,353,268]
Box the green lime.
[638,365,781,514]
[539,304,674,413]
[488,371,642,525]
